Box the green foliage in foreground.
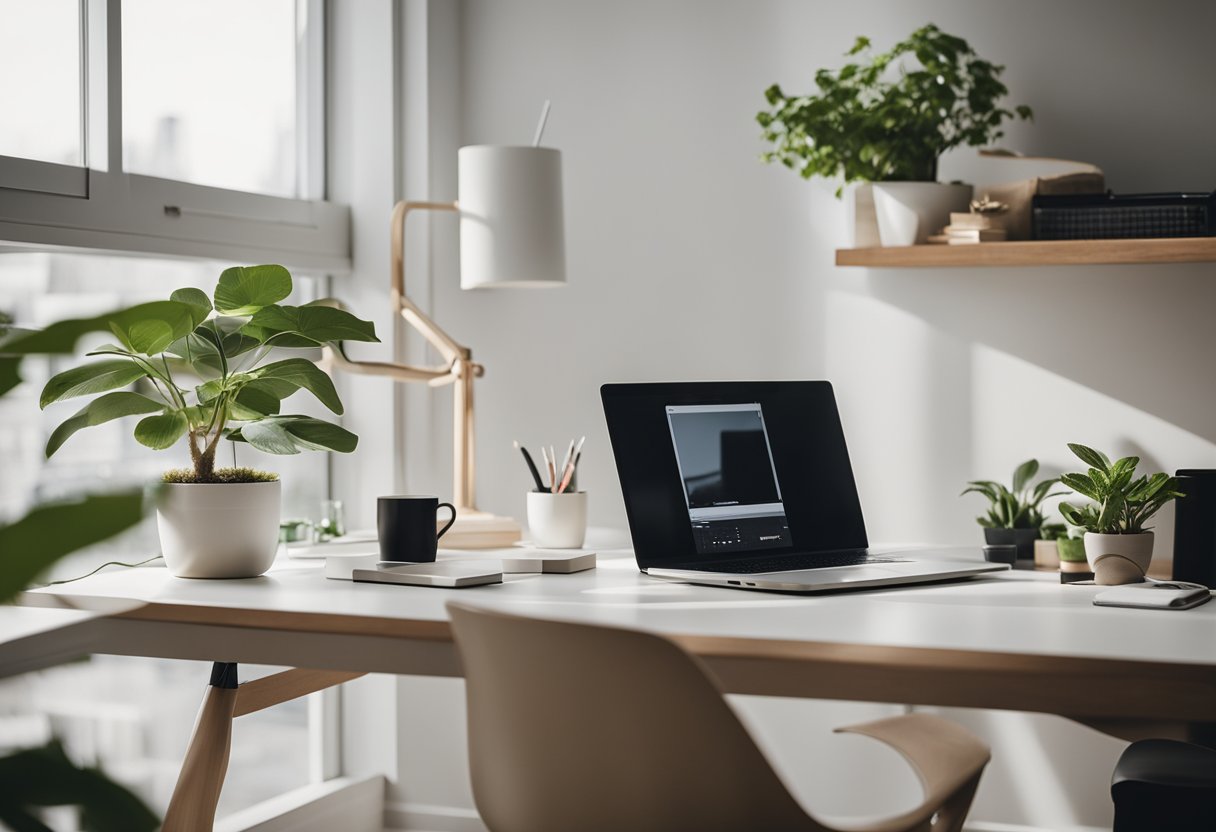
[0,740,158,832]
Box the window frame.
[0,0,350,273]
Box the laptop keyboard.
[699,552,909,574]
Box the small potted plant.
[1056,528,1089,575]
[38,265,378,579]
[1058,444,1184,585]
[962,459,1063,562]
[757,24,1032,246]
[1035,522,1067,570]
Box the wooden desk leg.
[163,662,239,832]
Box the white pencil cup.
[527,491,588,549]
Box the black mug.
[378,496,457,563]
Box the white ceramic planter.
[157,481,282,578]
[845,182,881,248]
[526,491,588,549]
[872,182,974,246]
[1084,531,1154,585]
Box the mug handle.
[436,503,457,539]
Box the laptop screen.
[602,381,868,569]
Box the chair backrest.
[447,602,818,832]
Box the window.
[0,0,347,271]
[0,0,82,166]
[123,0,299,196]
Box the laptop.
[601,381,1006,593]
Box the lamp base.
[438,510,522,550]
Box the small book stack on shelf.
[930,212,1008,245]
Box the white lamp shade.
[458,145,566,289]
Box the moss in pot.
[1059,443,1184,586]
[962,459,1065,562]
[39,265,378,578]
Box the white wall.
[368,1,1216,829]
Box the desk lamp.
[326,144,565,546]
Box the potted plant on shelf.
[962,459,1063,562]
[757,23,1032,246]
[1058,443,1184,585]
[35,265,378,579]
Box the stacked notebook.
[930,212,1008,245]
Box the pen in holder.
[527,490,588,549]
[516,436,588,547]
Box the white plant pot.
[872,182,974,246]
[157,481,282,578]
[845,182,881,248]
[1084,531,1154,586]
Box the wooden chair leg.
[162,663,238,832]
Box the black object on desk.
[1174,469,1216,589]
[378,495,457,563]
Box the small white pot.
[872,182,974,246]
[526,491,588,549]
[157,481,282,578]
[1033,539,1060,571]
[845,182,881,248]
[1084,531,1154,586]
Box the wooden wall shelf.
[836,237,1216,268]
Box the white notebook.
[1093,582,1212,611]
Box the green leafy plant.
[7,264,378,483]
[757,24,1032,192]
[1058,443,1184,534]
[961,459,1064,529]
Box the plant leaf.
[133,411,188,450]
[250,358,343,413]
[0,740,159,832]
[213,265,293,315]
[243,304,379,346]
[1097,490,1124,532]
[169,287,212,322]
[0,356,20,397]
[1012,459,1038,493]
[0,491,144,603]
[230,415,358,455]
[40,360,149,409]
[46,392,165,457]
[1068,443,1110,473]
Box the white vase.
[872,182,974,246]
[1083,531,1154,586]
[157,481,282,578]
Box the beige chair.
[448,602,990,832]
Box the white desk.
[21,547,1216,735]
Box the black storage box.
[1032,192,1216,240]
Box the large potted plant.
[962,459,1063,562]
[757,24,1032,246]
[35,265,378,579]
[1059,444,1184,585]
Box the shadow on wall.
[863,264,1216,445]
